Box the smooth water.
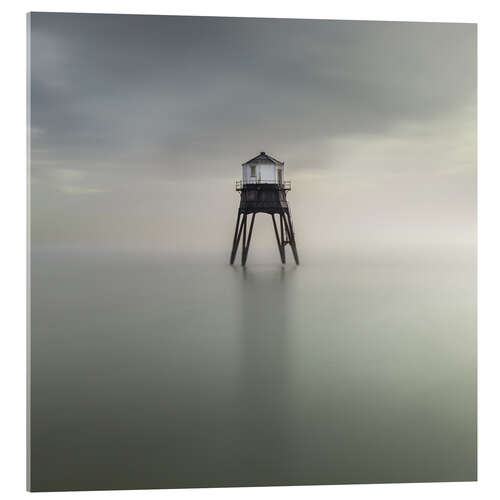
[29,249,476,491]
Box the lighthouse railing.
[236,180,291,191]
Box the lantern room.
[241,152,284,185]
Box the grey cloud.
[28,14,476,252]
[30,15,475,175]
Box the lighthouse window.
[250,166,256,177]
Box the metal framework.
[236,180,291,190]
[229,183,299,266]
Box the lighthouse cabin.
[242,152,284,185]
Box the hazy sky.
[29,13,476,255]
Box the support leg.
[242,213,256,266]
[280,213,287,264]
[240,214,248,266]
[272,214,285,264]
[229,212,242,264]
[282,210,300,265]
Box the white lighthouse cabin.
[241,152,285,186]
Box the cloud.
[28,14,476,251]
[57,186,109,195]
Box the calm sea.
[29,248,476,491]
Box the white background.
[1,1,498,499]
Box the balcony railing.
[236,180,291,191]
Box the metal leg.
[272,214,285,264]
[280,213,286,264]
[282,210,299,265]
[240,214,248,266]
[229,212,242,264]
[242,213,256,266]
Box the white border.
[2,1,498,499]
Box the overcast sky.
[29,13,476,255]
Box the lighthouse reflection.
[234,264,298,484]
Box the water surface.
[30,249,476,491]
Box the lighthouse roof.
[242,152,284,167]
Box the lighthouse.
[230,152,300,266]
